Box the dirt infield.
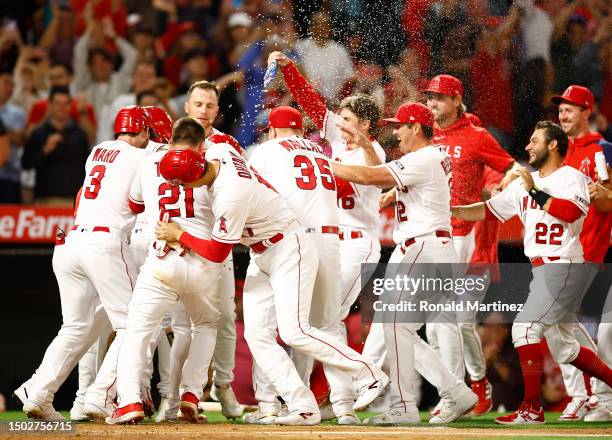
[1,423,612,440]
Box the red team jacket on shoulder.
[433,115,514,236]
[564,131,612,263]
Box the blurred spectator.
[551,5,591,93]
[0,70,26,204]
[470,10,521,151]
[383,47,425,118]
[0,20,23,73]
[478,312,522,411]
[0,119,20,203]
[10,46,48,116]
[135,90,160,107]
[517,0,554,64]
[99,60,158,141]
[225,11,256,67]
[179,48,211,94]
[73,18,137,142]
[339,63,385,106]
[21,87,89,206]
[38,1,77,66]
[26,61,97,143]
[128,22,157,64]
[294,11,355,103]
[574,15,612,103]
[424,0,469,75]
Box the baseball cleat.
[429,399,443,418]
[584,403,612,422]
[242,409,279,425]
[70,400,90,421]
[559,397,590,421]
[179,392,201,423]
[318,402,335,421]
[363,407,421,425]
[155,396,170,423]
[211,383,243,419]
[354,372,390,411]
[105,403,145,425]
[13,386,27,405]
[274,408,321,425]
[337,411,361,425]
[429,384,478,424]
[22,401,66,421]
[495,402,545,425]
[470,378,493,416]
[83,401,115,420]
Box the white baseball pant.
[116,249,221,405]
[382,236,463,411]
[243,225,383,413]
[20,227,136,408]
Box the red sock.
[571,346,612,387]
[584,373,592,398]
[516,344,543,408]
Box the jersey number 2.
[83,165,106,199]
[294,155,336,191]
[534,222,564,245]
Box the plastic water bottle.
[263,61,278,89]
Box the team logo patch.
[575,195,588,207]
[218,216,228,233]
[394,160,405,170]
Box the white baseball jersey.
[133,141,169,230]
[248,135,338,230]
[322,111,386,231]
[205,143,296,246]
[129,150,214,239]
[384,145,453,243]
[75,140,147,231]
[486,165,590,259]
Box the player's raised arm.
[451,203,486,221]
[269,51,328,129]
[332,161,395,188]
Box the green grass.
[1,410,611,430]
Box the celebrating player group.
[13,49,612,426]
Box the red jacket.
[564,131,612,263]
[434,115,514,236]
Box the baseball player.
[552,85,612,422]
[247,106,362,424]
[107,117,222,425]
[268,52,387,412]
[423,74,521,416]
[182,80,242,418]
[154,140,390,425]
[452,121,612,425]
[332,103,478,424]
[14,107,150,420]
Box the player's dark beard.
[530,149,549,169]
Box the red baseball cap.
[263,106,303,131]
[551,85,594,111]
[383,102,434,128]
[422,74,463,97]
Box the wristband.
[528,186,551,208]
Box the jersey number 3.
[84,165,106,199]
[294,155,336,191]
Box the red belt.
[72,225,110,233]
[321,226,339,234]
[251,233,284,254]
[530,256,561,267]
[401,230,451,254]
[339,230,363,240]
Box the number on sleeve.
[84,165,107,199]
[340,195,355,210]
[396,201,408,222]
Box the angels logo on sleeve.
[218,216,228,234]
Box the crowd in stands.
[0,0,610,207]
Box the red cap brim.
[551,95,584,107]
[382,117,402,124]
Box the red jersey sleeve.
[281,62,328,129]
[179,233,233,263]
[479,130,514,173]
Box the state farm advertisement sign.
[0,205,74,243]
